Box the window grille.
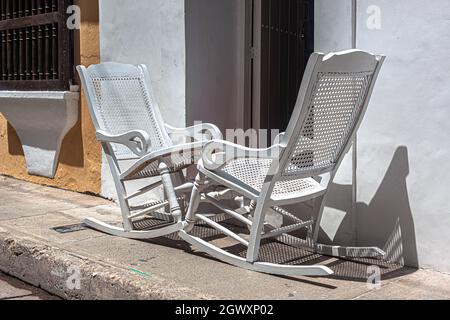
[0,0,72,90]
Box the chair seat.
[123,151,199,181]
[201,158,326,202]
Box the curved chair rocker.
[180,50,386,276]
[77,62,221,239]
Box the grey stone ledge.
[0,90,80,178]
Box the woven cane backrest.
[280,50,385,179]
[79,63,172,158]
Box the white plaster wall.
[314,0,356,246]
[316,0,450,272]
[355,0,450,271]
[185,0,245,132]
[98,0,186,200]
[315,0,353,52]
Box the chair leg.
[184,174,204,232]
[179,181,334,277]
[171,171,188,214]
[118,190,133,232]
[158,161,182,222]
[246,200,271,263]
[104,151,133,231]
[312,195,327,243]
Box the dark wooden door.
[256,0,314,132]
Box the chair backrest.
[77,62,172,158]
[278,50,385,180]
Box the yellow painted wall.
[0,0,102,194]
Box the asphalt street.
[0,271,59,300]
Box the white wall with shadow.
[319,147,418,268]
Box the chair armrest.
[96,130,151,157]
[202,140,282,171]
[274,132,286,145]
[165,123,223,143]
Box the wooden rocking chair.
[180,50,386,276]
[77,62,221,239]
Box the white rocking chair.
[180,50,386,276]
[77,62,221,239]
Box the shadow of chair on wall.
[321,146,419,281]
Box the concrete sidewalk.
[0,175,449,300]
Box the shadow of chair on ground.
[137,146,418,285]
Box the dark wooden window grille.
[0,0,73,91]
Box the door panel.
[255,0,314,132]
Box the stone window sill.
[0,90,80,178]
